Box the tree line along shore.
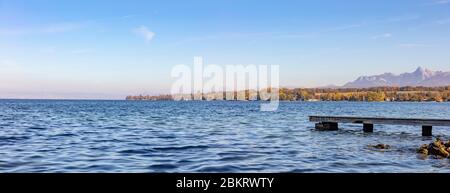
[126,86,450,102]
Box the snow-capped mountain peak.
[343,67,450,88]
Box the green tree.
[367,91,386,102]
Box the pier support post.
[363,123,374,133]
[315,122,338,131]
[422,125,432,136]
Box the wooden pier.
[309,116,450,136]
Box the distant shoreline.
[126,86,450,102]
[1,86,448,102]
[0,98,124,101]
[0,99,448,103]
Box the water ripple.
[0,100,449,172]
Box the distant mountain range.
[341,67,450,88]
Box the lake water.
[0,100,449,173]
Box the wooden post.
[363,123,373,133]
[315,122,338,131]
[422,125,432,136]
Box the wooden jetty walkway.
[309,116,450,136]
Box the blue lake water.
[0,100,449,173]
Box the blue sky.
[1,0,450,99]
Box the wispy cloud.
[422,0,450,6]
[174,32,317,45]
[276,34,317,39]
[371,33,392,39]
[174,33,262,45]
[40,22,87,33]
[434,0,450,4]
[133,26,155,42]
[387,15,421,23]
[435,18,450,24]
[121,14,138,19]
[328,23,365,31]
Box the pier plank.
[309,116,450,126]
[309,116,450,136]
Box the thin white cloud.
[133,26,155,42]
[41,22,87,33]
[371,33,392,39]
[434,0,450,4]
[275,33,317,39]
[435,18,450,24]
[422,0,450,6]
[122,14,138,19]
[174,32,317,45]
[174,33,251,45]
[328,23,365,31]
[387,15,421,23]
